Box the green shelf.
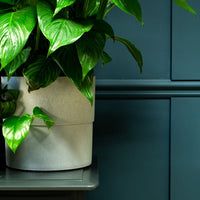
[0,161,98,192]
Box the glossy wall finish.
[88,0,200,200]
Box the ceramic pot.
[4,77,95,171]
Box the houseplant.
[0,0,196,171]
[0,0,144,171]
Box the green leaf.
[54,0,76,16]
[174,0,196,15]
[101,51,112,65]
[4,48,31,78]
[111,0,143,24]
[37,1,93,55]
[76,32,106,79]
[0,7,36,69]
[93,20,114,38]
[0,101,17,118]
[1,89,19,101]
[53,45,94,104]
[23,56,61,92]
[33,106,54,128]
[114,36,143,73]
[3,114,33,153]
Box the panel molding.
[96,79,200,99]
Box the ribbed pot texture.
[4,77,95,171]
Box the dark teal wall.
[88,0,200,200]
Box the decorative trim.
[96,79,200,99]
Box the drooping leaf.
[76,32,106,79]
[4,48,31,78]
[114,36,143,72]
[0,7,36,69]
[93,20,114,38]
[37,1,93,55]
[174,0,196,14]
[101,51,112,65]
[54,0,76,16]
[33,106,54,128]
[111,0,143,23]
[53,45,94,104]
[3,114,33,153]
[23,56,61,92]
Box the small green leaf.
[0,7,36,69]
[101,51,112,65]
[111,0,143,24]
[4,48,31,78]
[76,32,106,79]
[0,101,17,118]
[54,0,76,16]
[175,0,196,15]
[114,36,143,73]
[37,1,93,55]
[33,107,54,128]
[23,56,61,92]
[3,114,33,153]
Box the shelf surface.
[0,161,98,191]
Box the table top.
[0,161,98,191]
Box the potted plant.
[0,0,195,171]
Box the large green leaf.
[53,45,94,104]
[3,114,33,153]
[2,106,55,153]
[54,0,76,16]
[23,56,61,92]
[0,7,36,69]
[111,0,143,23]
[37,1,93,55]
[114,36,143,72]
[175,0,196,14]
[76,32,106,79]
[4,48,31,78]
[33,107,54,128]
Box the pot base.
[6,124,93,171]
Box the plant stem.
[35,24,40,52]
[104,2,115,16]
[83,0,89,18]
[97,0,108,20]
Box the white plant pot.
[4,77,95,171]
